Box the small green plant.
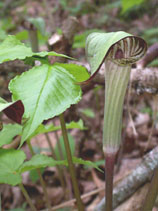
[85,31,147,211]
[121,0,146,14]
[0,35,101,210]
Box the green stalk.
[54,127,64,160]
[85,31,146,211]
[59,113,84,211]
[19,183,37,211]
[103,60,131,211]
[141,167,158,211]
[27,140,52,210]
[28,29,39,53]
[45,133,66,191]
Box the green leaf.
[142,28,158,45]
[37,30,50,46]
[0,149,26,185]
[30,124,60,138]
[18,153,102,174]
[0,97,13,112]
[0,35,32,63]
[56,63,89,82]
[15,30,29,41]
[55,134,75,160]
[73,29,103,49]
[19,154,66,173]
[9,64,82,145]
[66,119,87,130]
[80,108,95,118]
[121,0,145,13]
[85,31,132,75]
[30,119,86,138]
[0,35,71,64]
[0,124,22,147]
[29,168,45,183]
[8,207,26,211]
[72,157,103,172]
[0,28,7,41]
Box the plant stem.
[105,153,116,211]
[27,140,52,210]
[19,183,37,211]
[53,122,64,160]
[28,28,39,53]
[59,113,84,211]
[141,167,158,211]
[45,133,66,190]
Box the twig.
[41,187,104,211]
[48,16,79,63]
[95,146,158,211]
[2,63,158,96]
[141,167,158,211]
[137,43,158,69]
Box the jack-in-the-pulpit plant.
[85,31,147,211]
[0,35,98,211]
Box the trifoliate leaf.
[30,119,86,138]
[19,154,66,173]
[9,64,82,145]
[0,35,71,64]
[56,63,90,82]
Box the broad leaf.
[85,31,132,76]
[0,97,24,124]
[0,149,26,185]
[121,0,145,13]
[15,30,28,41]
[19,154,102,174]
[66,119,87,130]
[57,63,89,82]
[9,64,83,145]
[0,124,22,147]
[0,35,71,64]
[30,119,86,138]
[19,154,66,173]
